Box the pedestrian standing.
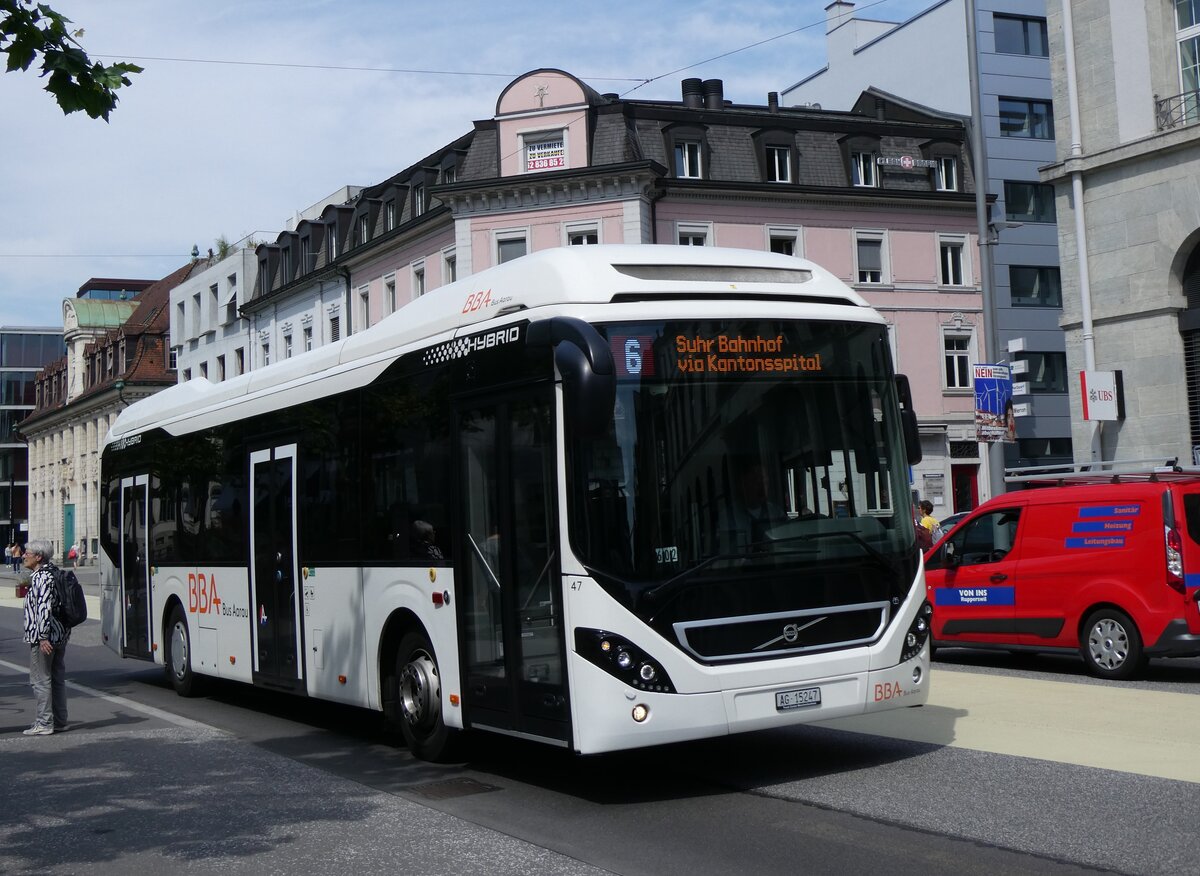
[21,539,70,735]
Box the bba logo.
[874,682,908,702]
[188,572,221,614]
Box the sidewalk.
[0,564,101,613]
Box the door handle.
[990,573,1008,583]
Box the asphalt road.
[1,583,1198,875]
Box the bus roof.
[106,245,873,444]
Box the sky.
[1,0,937,328]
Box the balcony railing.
[1156,90,1200,131]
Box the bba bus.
[100,245,932,760]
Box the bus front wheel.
[395,630,459,762]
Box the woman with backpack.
[20,540,70,736]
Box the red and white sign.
[1081,370,1118,421]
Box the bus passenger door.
[456,391,569,745]
[119,475,152,660]
[249,445,305,692]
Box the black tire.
[1080,608,1145,680]
[164,605,203,697]
[394,630,460,762]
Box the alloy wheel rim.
[1088,618,1128,670]
[171,621,188,679]
[400,652,438,729]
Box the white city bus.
[100,245,932,761]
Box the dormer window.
[413,184,426,217]
[675,140,702,178]
[328,223,340,260]
[851,151,877,187]
[935,156,958,191]
[766,145,792,183]
[524,131,566,172]
[385,200,395,231]
[358,214,370,245]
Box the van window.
[1183,494,1200,548]
[928,507,1022,568]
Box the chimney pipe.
[768,91,779,113]
[702,79,724,110]
[682,78,703,109]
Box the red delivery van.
[923,471,1200,679]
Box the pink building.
[245,70,985,512]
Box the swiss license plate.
[775,686,821,711]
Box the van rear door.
[1173,485,1200,636]
[925,504,1025,647]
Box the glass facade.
[1,328,63,543]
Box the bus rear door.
[455,389,569,745]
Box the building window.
[303,326,313,351]
[1015,351,1067,393]
[284,334,293,360]
[768,227,801,257]
[385,200,396,231]
[524,132,566,172]
[1016,437,1072,462]
[443,248,457,283]
[1005,181,1057,223]
[413,263,426,297]
[413,184,425,216]
[766,145,791,183]
[358,215,370,246]
[677,223,709,246]
[200,361,207,379]
[225,297,238,325]
[191,292,201,337]
[935,156,958,191]
[674,140,703,178]
[943,334,972,389]
[175,301,185,339]
[329,316,340,342]
[182,368,191,382]
[328,224,339,260]
[299,238,310,273]
[497,235,527,264]
[442,165,456,185]
[261,342,269,367]
[169,347,178,370]
[994,14,1048,56]
[281,247,291,282]
[851,151,877,187]
[999,97,1054,139]
[855,232,885,283]
[567,226,598,245]
[234,347,244,376]
[939,237,967,286]
[358,285,370,330]
[216,355,225,381]
[384,275,396,314]
[208,284,218,324]
[1009,266,1062,307]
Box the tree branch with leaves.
[1,0,141,121]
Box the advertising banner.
[974,363,1015,443]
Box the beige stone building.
[1042,1,1200,465]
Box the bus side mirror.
[527,317,615,437]
[895,374,922,466]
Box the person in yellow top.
[918,500,941,538]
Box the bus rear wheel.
[165,605,203,697]
[395,630,459,762]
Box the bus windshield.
[568,318,919,655]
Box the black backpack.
[53,568,88,628]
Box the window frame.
[1014,351,1068,393]
[935,156,958,192]
[1009,265,1063,308]
[854,230,888,285]
[412,261,426,298]
[676,221,712,247]
[766,144,792,183]
[565,221,600,246]
[942,329,976,391]
[999,97,1055,139]
[766,225,803,257]
[442,247,457,283]
[495,228,529,264]
[521,128,568,174]
[993,13,1049,57]
[1004,181,1057,223]
[938,234,970,287]
[851,151,877,187]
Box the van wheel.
[1081,608,1145,680]
[165,606,203,697]
[394,630,460,762]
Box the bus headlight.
[575,628,676,693]
[901,601,933,663]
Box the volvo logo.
[753,616,827,651]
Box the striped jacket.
[22,563,70,646]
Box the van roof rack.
[1004,457,1200,488]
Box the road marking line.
[0,657,222,733]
